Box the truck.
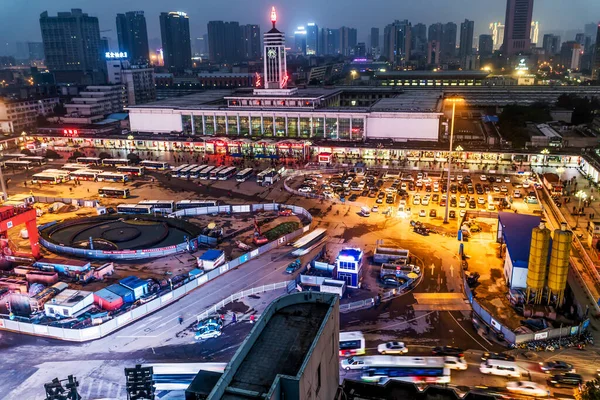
[373,247,410,264]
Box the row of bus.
[3,155,48,170]
[75,157,171,171]
[114,199,219,214]
[171,164,254,182]
[339,332,450,384]
[32,169,131,184]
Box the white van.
[479,359,521,378]
[360,206,370,217]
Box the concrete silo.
[548,223,573,306]
[526,222,551,304]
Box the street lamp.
[444,97,464,224]
[575,190,587,228]
[540,148,550,166]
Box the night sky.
[1,0,598,46]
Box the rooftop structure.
[199,291,339,400]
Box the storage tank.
[526,222,551,304]
[548,223,573,306]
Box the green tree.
[126,152,141,164]
[98,152,112,159]
[68,150,85,160]
[576,378,600,400]
[20,149,33,156]
[497,103,551,149]
[44,149,61,159]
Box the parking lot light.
[444,97,464,224]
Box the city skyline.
[0,0,598,50]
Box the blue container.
[105,284,135,303]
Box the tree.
[576,378,600,400]
[20,149,33,156]
[53,103,67,116]
[68,150,85,161]
[44,149,61,159]
[497,103,552,149]
[126,152,141,164]
[98,152,112,159]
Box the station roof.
[374,70,491,79]
[370,91,442,113]
[498,212,541,267]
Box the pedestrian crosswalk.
[79,379,124,400]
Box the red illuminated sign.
[63,129,79,137]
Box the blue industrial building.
[335,248,363,288]
[119,276,149,300]
[497,212,541,289]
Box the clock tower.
[262,7,289,91]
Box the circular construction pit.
[40,215,203,259]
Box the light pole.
[444,97,464,224]
[575,190,587,228]
[540,148,549,166]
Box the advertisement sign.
[570,326,579,336]
[102,250,136,255]
[105,51,128,59]
[534,332,548,340]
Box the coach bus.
[209,166,226,180]
[339,331,366,356]
[140,160,170,170]
[97,172,129,183]
[117,166,145,176]
[4,160,32,170]
[43,169,71,180]
[76,157,102,166]
[171,164,189,178]
[116,204,153,214]
[198,166,215,179]
[70,170,100,181]
[360,357,451,384]
[98,187,130,198]
[255,169,271,185]
[138,200,175,214]
[20,156,46,166]
[101,158,130,167]
[235,168,253,182]
[1,153,25,160]
[189,165,208,179]
[62,163,86,171]
[217,167,237,180]
[31,173,62,185]
[178,164,197,179]
[175,200,218,210]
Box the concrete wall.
[366,113,440,141]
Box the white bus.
[31,173,62,185]
[43,169,71,180]
[62,163,87,171]
[198,166,215,179]
[101,158,130,167]
[117,166,145,176]
[76,157,102,166]
[178,164,197,179]
[70,169,101,181]
[209,166,226,180]
[97,172,129,182]
[217,167,237,180]
[189,165,208,179]
[140,160,170,170]
[20,156,46,166]
[360,357,451,384]
[4,160,32,170]
[138,200,175,213]
[235,168,253,182]
[291,228,327,249]
[98,187,130,198]
[171,164,189,178]
[175,200,218,210]
[2,153,25,160]
[116,204,153,214]
[256,169,271,185]
[339,331,366,356]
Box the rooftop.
[374,70,491,79]
[49,289,92,307]
[35,257,91,268]
[498,212,541,267]
[370,91,442,113]
[208,292,336,400]
[119,276,148,289]
[337,248,363,261]
[200,249,225,260]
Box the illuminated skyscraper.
[160,11,192,70]
[503,0,534,56]
[459,19,475,59]
[489,22,505,51]
[530,21,539,45]
[306,23,319,55]
[294,26,307,55]
[116,11,150,63]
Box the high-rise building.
[339,27,357,57]
[194,36,206,56]
[263,7,288,90]
[160,11,192,70]
[294,26,307,55]
[542,34,561,56]
[575,33,586,46]
[39,9,104,73]
[502,0,534,56]
[106,59,155,105]
[560,41,582,70]
[207,21,226,63]
[585,23,598,41]
[593,24,600,80]
[441,22,457,61]
[479,34,494,57]
[370,27,380,54]
[411,23,428,55]
[489,22,505,51]
[428,23,443,44]
[384,20,411,65]
[354,43,366,57]
[306,23,318,55]
[100,37,110,55]
[116,11,150,63]
[530,21,539,45]
[427,40,440,65]
[459,19,475,59]
[242,24,261,60]
[27,42,44,61]
[319,28,339,55]
[207,21,246,64]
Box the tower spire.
[270,6,277,29]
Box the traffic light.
[125,364,155,400]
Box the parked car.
[419,209,426,217]
[371,205,379,213]
[377,341,408,355]
[298,186,312,193]
[195,324,222,340]
[449,210,456,218]
[506,381,548,397]
[429,209,437,217]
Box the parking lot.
[291,169,544,225]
